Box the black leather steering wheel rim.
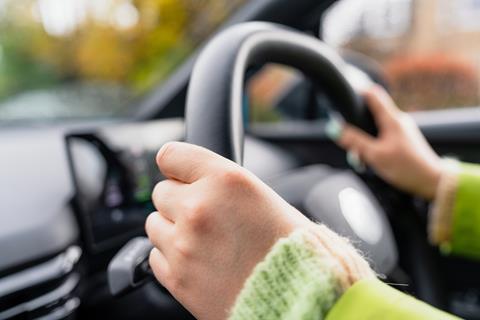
[185,22,376,164]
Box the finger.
[338,124,376,162]
[145,212,175,255]
[364,85,400,129]
[151,179,185,222]
[149,247,170,287]
[156,142,232,183]
[346,150,366,173]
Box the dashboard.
[65,119,301,253]
[0,120,186,319]
[1,110,480,319]
[0,118,299,319]
[0,118,301,268]
[67,120,184,252]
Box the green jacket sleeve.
[447,163,480,259]
[430,162,480,259]
[229,230,460,320]
[326,278,459,320]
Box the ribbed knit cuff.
[308,224,375,291]
[428,159,460,246]
[229,227,374,320]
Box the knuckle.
[167,272,187,293]
[151,182,164,207]
[148,248,159,268]
[173,238,193,260]
[144,212,155,236]
[152,180,166,197]
[148,249,156,270]
[220,167,251,189]
[378,145,395,161]
[148,248,168,283]
[183,200,210,230]
[152,181,174,205]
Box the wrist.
[306,224,375,290]
[428,159,461,246]
[423,159,443,200]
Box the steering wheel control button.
[108,237,153,297]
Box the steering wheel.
[108,21,383,297]
[183,22,447,307]
[108,22,446,309]
[185,22,376,164]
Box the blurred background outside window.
[249,0,480,124]
[324,0,480,112]
[0,0,245,121]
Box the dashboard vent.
[0,246,82,320]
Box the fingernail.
[347,151,366,173]
[325,117,343,141]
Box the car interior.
[1,0,480,319]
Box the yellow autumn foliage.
[0,0,245,98]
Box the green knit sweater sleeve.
[228,231,341,320]
[229,229,460,320]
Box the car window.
[0,0,246,122]
[323,0,480,112]
[247,64,310,124]
[247,64,334,124]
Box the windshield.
[0,0,246,123]
[323,0,480,112]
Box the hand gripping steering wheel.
[107,21,377,297]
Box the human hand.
[145,142,312,320]
[327,85,442,200]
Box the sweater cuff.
[229,227,374,320]
[428,159,460,247]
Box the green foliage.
[250,102,282,123]
[0,0,246,116]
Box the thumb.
[156,142,234,183]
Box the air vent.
[0,247,82,320]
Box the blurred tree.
[385,54,479,111]
[0,1,60,99]
[0,0,246,108]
